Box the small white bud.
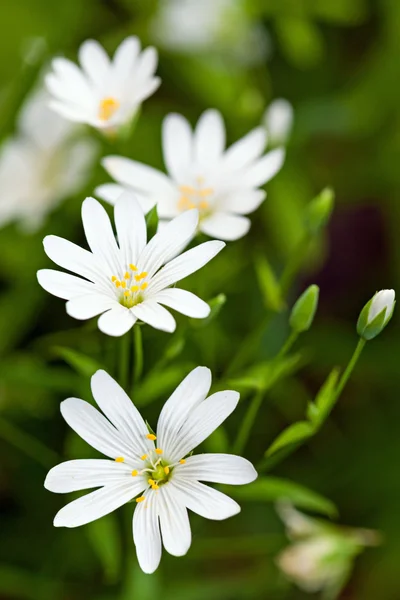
[263,98,293,146]
[357,289,395,340]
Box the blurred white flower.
[45,367,257,573]
[150,0,270,66]
[263,99,294,147]
[276,503,380,596]
[97,110,285,241]
[45,37,160,132]
[0,90,96,231]
[37,193,224,336]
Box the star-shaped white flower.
[45,37,160,132]
[45,367,257,573]
[37,193,224,336]
[96,109,285,241]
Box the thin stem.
[334,337,366,400]
[133,326,143,384]
[232,389,264,455]
[118,332,130,391]
[275,330,299,360]
[0,416,59,468]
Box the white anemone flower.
[45,37,160,132]
[37,193,224,336]
[45,367,257,573]
[96,110,285,241]
[0,89,96,231]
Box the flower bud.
[290,285,319,333]
[357,289,395,340]
[305,188,334,235]
[263,98,293,146]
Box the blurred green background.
[1,0,400,598]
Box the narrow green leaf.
[190,293,226,328]
[229,353,303,392]
[145,204,159,240]
[313,367,341,426]
[53,346,104,379]
[254,253,283,312]
[266,421,315,456]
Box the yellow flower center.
[111,264,149,308]
[98,97,120,121]
[178,176,213,214]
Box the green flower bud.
[357,289,395,341]
[290,285,319,333]
[305,188,334,234]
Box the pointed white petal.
[37,269,94,300]
[43,235,106,285]
[200,212,251,241]
[175,454,257,485]
[102,156,174,194]
[158,484,191,556]
[171,479,240,520]
[148,240,225,295]
[48,100,91,124]
[78,39,110,88]
[81,197,120,274]
[60,397,136,460]
[134,47,158,84]
[157,366,211,459]
[91,370,152,456]
[223,127,267,171]
[54,480,142,528]
[133,77,161,104]
[194,109,225,169]
[97,306,136,337]
[112,36,140,81]
[167,391,239,462]
[66,294,116,320]
[95,183,126,204]
[218,189,266,215]
[153,288,210,318]
[49,58,93,107]
[133,489,162,574]
[241,147,285,187]
[131,301,176,333]
[114,192,147,266]
[45,459,135,493]
[137,209,198,277]
[162,113,193,181]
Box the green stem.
[334,337,366,400]
[0,416,59,468]
[275,330,299,360]
[132,326,143,392]
[232,389,264,455]
[118,332,130,391]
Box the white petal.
[78,39,110,88]
[112,36,140,83]
[133,489,162,574]
[54,480,142,528]
[157,366,212,458]
[194,109,225,169]
[218,189,266,215]
[48,100,91,124]
[167,390,239,462]
[134,47,158,83]
[175,454,257,485]
[114,192,147,267]
[45,459,135,493]
[43,235,105,285]
[170,479,240,520]
[162,113,193,181]
[158,484,191,556]
[48,58,93,107]
[148,240,225,295]
[153,288,210,318]
[60,397,137,460]
[95,183,126,204]
[97,306,136,337]
[241,148,285,187]
[200,212,250,241]
[137,209,198,277]
[102,156,174,194]
[81,197,120,274]
[37,269,94,300]
[91,370,152,456]
[223,127,267,171]
[132,76,161,104]
[66,294,116,320]
[131,301,176,333]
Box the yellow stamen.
[115,281,121,288]
[152,484,159,490]
[111,275,117,282]
[131,470,138,477]
[136,496,146,503]
[140,282,148,290]
[155,448,163,455]
[130,264,138,271]
[121,281,126,289]
[179,185,196,195]
[146,433,157,441]
[179,459,186,464]
[124,271,130,279]
[199,200,209,210]
[164,466,170,475]
[141,454,148,461]
[131,285,139,292]
[98,97,120,121]
[198,188,213,197]
[148,478,155,485]
[115,457,124,463]
[124,290,131,297]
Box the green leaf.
[230,476,337,517]
[86,514,121,584]
[145,204,159,240]
[53,346,104,378]
[312,367,341,426]
[266,421,315,457]
[229,353,304,392]
[135,364,194,406]
[254,253,283,312]
[190,293,226,328]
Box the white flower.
[45,367,257,573]
[263,98,293,146]
[45,37,160,132]
[37,193,224,336]
[96,110,285,241]
[0,89,96,231]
